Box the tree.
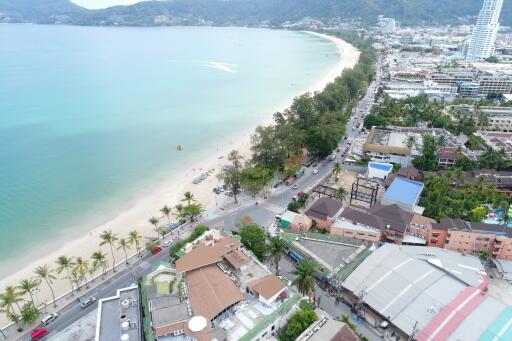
[485,56,499,63]
[0,286,23,315]
[91,251,108,279]
[218,150,244,204]
[479,251,491,262]
[180,203,203,222]
[128,230,143,258]
[74,257,90,289]
[287,200,302,213]
[18,278,40,308]
[56,255,76,295]
[117,238,131,264]
[363,113,388,129]
[278,309,318,341]
[250,125,288,171]
[267,237,287,276]
[291,259,316,303]
[20,302,39,326]
[240,223,267,261]
[149,216,160,238]
[411,134,439,171]
[34,265,57,307]
[241,166,272,194]
[335,187,348,204]
[340,314,357,332]
[182,191,196,206]
[332,161,342,180]
[160,205,172,227]
[99,230,119,273]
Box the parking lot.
[297,239,358,268]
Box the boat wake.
[202,61,237,73]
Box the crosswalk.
[208,220,226,230]
[260,201,286,214]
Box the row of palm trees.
[0,191,199,332]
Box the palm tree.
[17,278,40,308]
[291,259,316,304]
[91,251,108,279]
[56,256,76,295]
[332,161,342,181]
[149,217,160,238]
[117,238,131,264]
[340,314,357,332]
[174,203,184,217]
[267,237,286,276]
[128,230,143,258]
[99,230,119,273]
[335,188,349,205]
[74,257,90,288]
[449,167,464,187]
[156,227,167,239]
[70,269,82,291]
[34,265,57,307]
[160,205,172,227]
[0,286,23,315]
[182,191,195,205]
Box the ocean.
[0,25,340,267]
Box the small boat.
[176,144,183,151]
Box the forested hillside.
[1,0,511,26]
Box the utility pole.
[408,321,419,341]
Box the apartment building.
[431,218,512,260]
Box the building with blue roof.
[367,162,393,180]
[382,177,424,213]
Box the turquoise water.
[0,25,340,269]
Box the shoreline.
[0,31,359,323]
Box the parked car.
[31,328,48,340]
[80,297,97,309]
[151,246,163,255]
[312,169,319,174]
[224,190,234,197]
[163,240,173,247]
[285,177,295,186]
[292,184,300,190]
[40,313,58,326]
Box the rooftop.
[95,285,141,341]
[297,316,358,341]
[305,197,343,221]
[342,244,507,340]
[175,235,241,273]
[247,275,286,300]
[382,177,424,207]
[186,264,244,321]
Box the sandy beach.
[0,31,359,326]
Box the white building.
[466,0,504,61]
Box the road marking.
[260,201,286,214]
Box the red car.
[151,246,162,255]
[32,328,48,340]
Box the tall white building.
[466,0,504,61]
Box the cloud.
[70,0,148,10]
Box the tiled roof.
[247,275,286,300]
[176,236,241,273]
[306,197,343,221]
[186,265,244,321]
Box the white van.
[41,313,58,326]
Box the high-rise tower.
[466,0,504,61]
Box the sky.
[70,0,148,9]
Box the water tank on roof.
[121,321,130,331]
[121,334,129,341]
[121,299,130,310]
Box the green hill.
[1,0,512,26]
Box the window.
[272,325,275,331]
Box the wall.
[330,225,381,243]
[427,229,448,248]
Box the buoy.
[176,144,183,151]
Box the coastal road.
[7,57,383,341]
